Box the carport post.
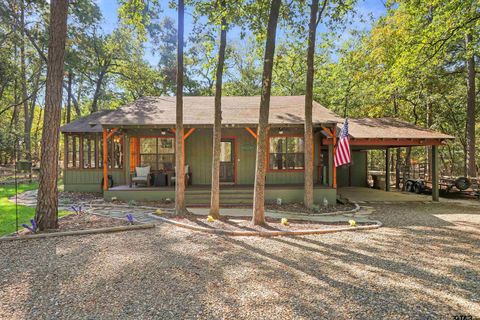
[385,148,390,191]
[432,145,439,201]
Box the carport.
[323,118,454,201]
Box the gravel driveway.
[1,201,479,319]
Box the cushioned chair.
[130,166,151,187]
[170,165,191,187]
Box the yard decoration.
[126,214,135,224]
[281,218,289,226]
[349,220,357,227]
[155,209,163,215]
[207,215,215,222]
[323,197,329,207]
[22,219,38,233]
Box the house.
[60,96,453,204]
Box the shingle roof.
[60,110,114,133]
[346,118,454,140]
[94,96,343,127]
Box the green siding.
[105,186,336,205]
[336,151,368,188]
[64,169,126,192]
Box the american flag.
[334,118,351,167]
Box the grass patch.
[0,183,69,236]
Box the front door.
[220,139,235,183]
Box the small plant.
[207,215,215,222]
[312,204,320,213]
[22,219,38,233]
[128,200,137,206]
[349,219,357,227]
[155,208,163,215]
[164,198,172,204]
[281,218,289,226]
[126,214,135,224]
[70,205,83,215]
[111,196,118,201]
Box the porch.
[104,184,337,206]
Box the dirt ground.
[0,201,479,319]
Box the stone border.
[148,213,382,237]
[0,223,156,242]
[268,202,361,217]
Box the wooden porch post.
[385,148,390,191]
[328,143,334,187]
[103,128,108,191]
[432,145,439,201]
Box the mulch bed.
[16,213,129,236]
[60,191,103,204]
[158,213,361,232]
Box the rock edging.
[148,213,381,237]
[0,223,156,242]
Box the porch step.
[185,189,253,205]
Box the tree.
[304,0,327,208]
[209,0,228,219]
[465,32,476,177]
[175,0,187,215]
[35,0,69,230]
[252,0,281,225]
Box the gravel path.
[1,201,479,319]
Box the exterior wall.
[336,151,368,188]
[64,169,126,192]
[184,128,323,185]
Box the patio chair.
[130,166,151,187]
[170,165,191,187]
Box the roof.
[60,110,114,133]
[345,118,454,140]
[94,96,343,127]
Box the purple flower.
[22,219,38,233]
[126,214,134,224]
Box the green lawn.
[0,183,68,236]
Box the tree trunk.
[304,0,323,209]
[395,148,401,189]
[175,0,187,215]
[35,0,68,231]
[209,2,227,219]
[465,32,476,177]
[426,101,433,179]
[91,70,105,113]
[252,0,281,225]
[67,72,72,123]
[20,0,31,175]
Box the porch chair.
[170,165,191,187]
[130,166,151,187]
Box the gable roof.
[94,96,343,127]
[346,118,454,140]
[60,110,114,133]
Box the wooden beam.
[385,148,390,192]
[322,138,446,147]
[103,128,108,191]
[432,145,439,201]
[321,126,334,138]
[245,127,258,139]
[106,128,119,139]
[183,128,196,140]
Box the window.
[139,137,175,171]
[269,136,304,170]
[67,135,80,168]
[83,136,96,168]
[98,135,124,169]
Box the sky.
[96,0,388,66]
